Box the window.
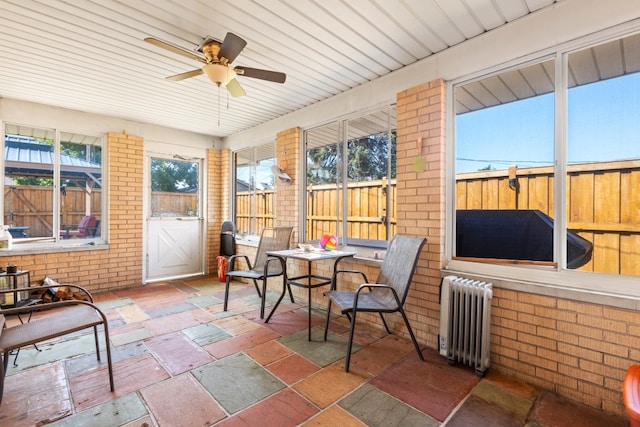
[233,143,275,236]
[3,124,105,245]
[150,158,199,217]
[566,35,640,276]
[452,31,640,280]
[304,105,396,247]
[454,60,556,265]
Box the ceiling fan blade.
[226,78,246,97]
[218,32,247,64]
[166,69,203,81]
[144,37,206,63]
[236,66,286,84]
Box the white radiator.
[439,275,493,376]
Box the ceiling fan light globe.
[202,63,236,86]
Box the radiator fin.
[439,275,492,376]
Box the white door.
[145,156,204,282]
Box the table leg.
[330,257,343,290]
[307,260,312,341]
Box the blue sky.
[236,158,275,189]
[456,73,640,173]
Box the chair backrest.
[78,215,98,237]
[374,235,427,306]
[253,227,293,274]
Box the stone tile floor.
[0,277,630,426]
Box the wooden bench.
[0,284,114,404]
[624,364,640,426]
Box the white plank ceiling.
[0,0,560,139]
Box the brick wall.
[275,127,300,243]
[395,80,447,349]
[489,285,640,415]
[207,148,231,273]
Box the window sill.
[342,245,385,265]
[0,241,109,256]
[236,237,259,248]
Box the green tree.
[151,159,199,192]
[307,145,339,184]
[14,176,53,186]
[60,142,102,188]
[306,131,396,184]
[61,142,102,165]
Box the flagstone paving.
[0,278,629,426]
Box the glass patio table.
[265,248,356,341]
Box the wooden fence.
[237,161,638,276]
[234,189,275,235]
[4,186,102,238]
[4,188,197,238]
[9,161,637,277]
[306,180,396,241]
[235,179,396,241]
[150,192,198,217]
[456,160,640,276]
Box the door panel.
[147,218,202,281]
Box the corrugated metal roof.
[4,135,101,175]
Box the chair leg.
[398,308,424,361]
[93,325,101,361]
[252,279,263,298]
[259,279,267,319]
[345,309,358,372]
[223,276,231,311]
[0,352,6,404]
[323,299,333,341]
[379,313,391,334]
[103,322,115,392]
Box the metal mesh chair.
[224,226,293,318]
[323,234,427,372]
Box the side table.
[0,270,31,308]
[0,270,41,364]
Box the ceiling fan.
[144,32,286,97]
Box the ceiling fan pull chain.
[218,85,221,127]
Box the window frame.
[232,142,276,238]
[445,29,640,298]
[1,123,107,251]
